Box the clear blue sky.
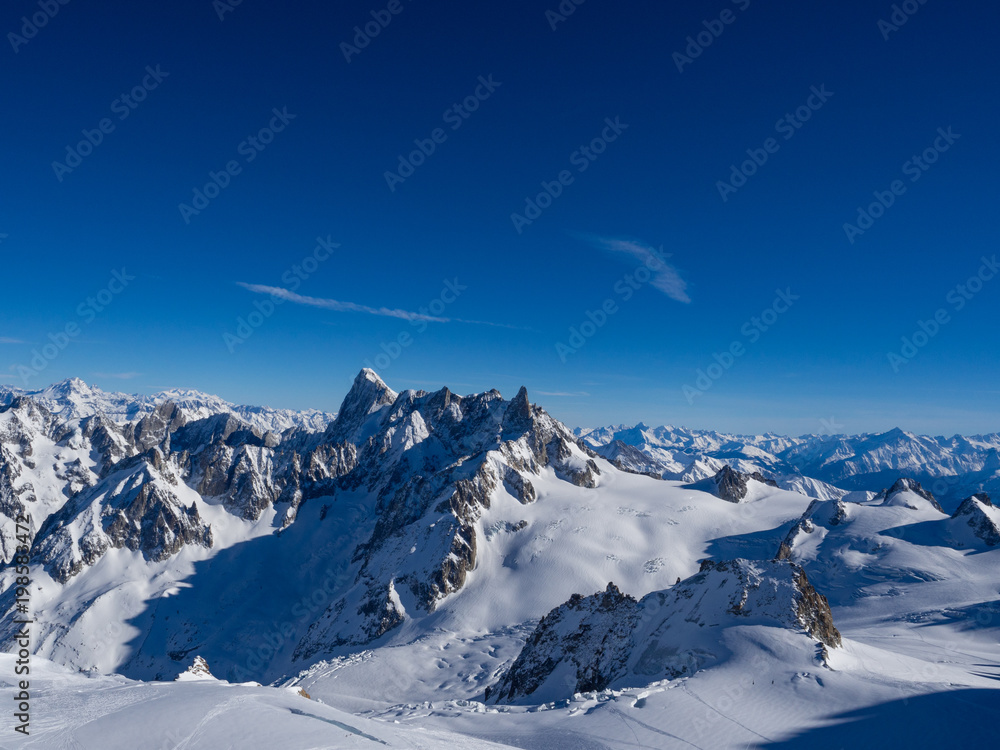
[2,0,998,436]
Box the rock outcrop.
[486,558,840,704]
[950,493,1000,547]
[710,465,778,503]
[878,477,944,513]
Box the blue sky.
[2,0,998,436]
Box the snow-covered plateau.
[1,373,998,748]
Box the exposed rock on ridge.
[486,558,840,704]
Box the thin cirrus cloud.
[236,283,521,329]
[0,337,24,344]
[237,283,449,322]
[584,236,691,304]
[93,371,143,380]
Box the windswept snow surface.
[0,654,512,749]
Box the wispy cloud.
[93,371,143,380]
[237,283,525,329]
[585,236,691,304]
[536,390,590,397]
[237,283,449,322]
[0,337,24,344]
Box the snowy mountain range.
[0,377,335,433]
[576,422,1000,510]
[1,374,998,748]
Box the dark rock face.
[484,583,640,704]
[953,492,993,513]
[80,415,131,476]
[882,477,944,512]
[699,559,840,648]
[486,559,841,704]
[105,483,212,563]
[713,465,778,503]
[34,453,213,583]
[792,565,842,649]
[324,369,398,445]
[132,402,186,453]
[952,493,1000,546]
[775,498,849,562]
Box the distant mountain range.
[0,377,335,433]
[576,422,1000,510]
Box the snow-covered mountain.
[577,422,1000,509]
[0,377,335,433]
[1,369,605,679]
[2,373,999,748]
[485,558,840,705]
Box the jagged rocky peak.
[955,492,993,511]
[0,395,55,437]
[776,498,851,560]
[171,412,267,454]
[326,368,399,444]
[880,477,944,512]
[34,452,213,582]
[132,400,187,452]
[951,493,1000,547]
[39,376,90,399]
[484,581,639,704]
[695,559,840,648]
[175,655,218,682]
[486,558,840,705]
[502,386,532,434]
[293,378,602,656]
[710,464,778,503]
